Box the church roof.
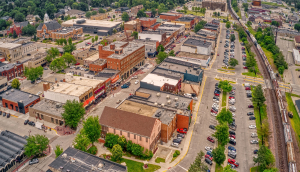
[37,20,61,31]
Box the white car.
[250,140,259,144]
[246,90,252,94]
[132,75,138,79]
[211,112,217,117]
[36,80,41,84]
[232,113,236,118]
[171,142,179,148]
[249,125,256,129]
[135,80,139,84]
[213,99,219,103]
[205,146,213,152]
[81,68,85,71]
[251,133,258,138]
[70,66,75,69]
[212,103,219,108]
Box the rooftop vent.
[98,162,105,168]
[56,103,61,108]
[62,153,67,158]
[156,93,160,97]
[174,97,178,101]
[19,100,23,103]
[167,100,171,104]
[154,102,158,106]
[161,103,164,107]
[29,95,32,98]
[70,157,75,163]
[11,89,14,92]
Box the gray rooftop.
[183,38,212,48]
[158,58,202,76]
[102,41,144,59]
[0,130,27,171]
[52,27,81,34]
[175,16,195,21]
[0,89,40,106]
[139,30,165,35]
[49,147,127,172]
[152,108,176,125]
[0,63,22,73]
[151,68,184,80]
[31,99,64,118]
[37,20,62,31]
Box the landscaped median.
[222,92,227,107]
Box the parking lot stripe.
[178,165,188,171]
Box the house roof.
[0,130,27,171]
[0,89,40,106]
[37,20,61,31]
[48,147,127,172]
[295,36,300,43]
[99,106,157,137]
[65,9,85,15]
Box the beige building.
[90,13,108,20]
[74,48,98,65]
[43,82,94,105]
[29,99,65,125]
[26,52,47,68]
[0,42,22,62]
[65,9,86,18]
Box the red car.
[230,134,236,139]
[211,109,217,113]
[228,159,239,167]
[214,93,220,96]
[177,128,187,134]
[248,105,254,108]
[205,154,213,160]
[229,96,235,99]
[245,87,251,90]
[243,66,248,69]
[207,136,215,143]
[217,54,219,56]
[75,62,80,65]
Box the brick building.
[140,18,160,30]
[7,21,29,36]
[36,20,62,39]
[0,89,40,114]
[89,59,107,72]
[0,62,24,81]
[50,27,83,41]
[172,16,195,30]
[124,19,141,32]
[159,13,181,21]
[138,30,167,45]
[74,48,98,65]
[98,41,145,79]
[131,5,144,15]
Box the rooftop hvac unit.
[168,70,171,73]
[155,111,162,117]
[166,95,170,99]
[70,157,75,163]
[62,153,67,158]
[174,97,178,101]
[154,102,158,106]
[167,100,171,104]
[156,93,160,97]
[56,103,61,108]
[29,95,32,98]
[161,103,164,107]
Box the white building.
[138,30,165,42]
[22,42,37,55]
[133,39,159,57]
[293,49,300,65]
[181,38,212,55]
[157,22,185,35]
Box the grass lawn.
[186,10,204,16]
[248,26,256,35]
[250,166,264,172]
[285,93,300,146]
[261,1,285,7]
[261,47,276,72]
[155,157,165,163]
[222,92,227,107]
[215,164,223,172]
[121,158,161,172]
[242,72,263,78]
[237,10,242,19]
[84,36,93,40]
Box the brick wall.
[176,114,190,129]
[160,115,177,142]
[89,63,107,72]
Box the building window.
[120,130,122,135]
[85,95,88,100]
[89,92,92,97]
[51,118,54,123]
[134,135,136,139]
[146,138,148,142]
[15,106,18,111]
[114,129,116,134]
[56,119,58,124]
[140,136,142,141]
[41,114,44,119]
[128,132,130,138]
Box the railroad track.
[228,6,289,172]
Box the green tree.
[24,66,43,81]
[13,30,17,38]
[131,143,143,157]
[85,11,92,18]
[111,144,123,161]
[21,24,36,36]
[151,8,157,17]
[218,80,232,93]
[137,10,147,17]
[229,58,238,67]
[113,28,117,34]
[117,136,127,150]
[121,12,129,22]
[252,84,266,141]
[46,47,60,63]
[73,131,91,152]
[63,43,76,53]
[9,33,12,38]
[24,134,49,157]
[271,21,279,27]
[156,52,168,64]
[54,145,64,158]
[104,133,119,148]
[98,8,105,13]
[14,12,25,22]
[92,37,95,44]
[253,145,275,171]
[157,44,165,52]
[223,165,237,172]
[95,35,98,42]
[92,11,97,15]
[183,5,188,13]
[247,21,252,26]
[294,23,300,32]
[169,50,175,56]
[11,78,21,89]
[50,58,66,72]
[83,116,101,145]
[113,15,115,18]
[216,108,233,124]
[213,123,230,146]
[230,34,235,42]
[212,146,226,165]
[226,21,231,29]
[62,53,76,67]
[188,151,208,171]
[62,100,85,129]
[131,31,138,39]
[257,119,271,145]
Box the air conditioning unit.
[156,93,160,97]
[167,100,171,104]
[166,95,170,99]
[154,102,158,106]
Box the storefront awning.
[83,96,95,107]
[111,75,120,84]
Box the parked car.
[6,113,10,118]
[228,152,236,159]
[245,86,251,90]
[205,154,213,161]
[228,146,236,152]
[251,133,258,138]
[134,80,139,84]
[209,125,216,130]
[249,116,256,120]
[2,112,6,117]
[177,128,187,134]
[247,112,254,116]
[173,138,182,144]
[171,142,179,148]
[205,158,213,165]
[229,131,236,135]
[121,84,129,89]
[177,133,185,138]
[205,146,213,152]
[253,149,258,154]
[207,136,215,143]
[28,121,35,126]
[230,134,235,139]
[247,93,252,98]
[228,159,239,167]
[250,140,259,144]
[29,158,39,165]
[249,125,256,129]
[24,119,29,125]
[206,151,213,157]
[229,139,236,145]
[248,105,254,108]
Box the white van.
[251,133,258,138]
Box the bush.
[173,150,180,157]
[87,146,97,155]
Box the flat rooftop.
[48,82,92,97]
[0,63,21,72]
[52,27,81,34]
[183,38,212,48]
[49,147,127,172]
[117,100,176,125]
[62,19,122,28]
[133,39,158,45]
[139,17,156,21]
[102,41,144,60]
[158,57,202,76]
[31,99,64,117]
[141,73,179,87]
[139,30,165,35]
[151,68,184,80]
[0,89,40,106]
[84,53,99,61]
[91,58,107,65]
[175,17,195,21]
[65,74,104,88]
[177,51,210,60]
[0,42,21,49]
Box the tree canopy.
[212,146,226,165]
[218,80,232,93]
[253,145,275,171]
[213,122,230,146]
[156,52,167,64]
[24,134,49,157]
[73,130,91,152]
[111,144,123,161]
[54,145,64,158]
[24,66,43,81]
[62,100,85,129]
[226,21,231,29]
[216,108,233,124]
[50,57,66,73]
[121,12,129,22]
[11,78,21,89]
[83,116,101,145]
[46,47,60,63]
[229,58,238,67]
[62,53,76,66]
[188,151,208,172]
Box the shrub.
[87,146,97,155]
[173,150,180,157]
